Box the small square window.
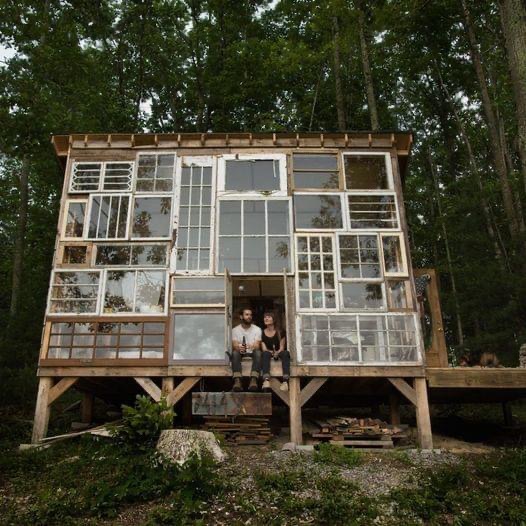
[344,153,391,190]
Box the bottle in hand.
[242,336,247,353]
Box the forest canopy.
[1,0,526,403]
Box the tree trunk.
[357,5,379,130]
[499,0,526,201]
[428,149,465,346]
[461,0,521,241]
[9,157,30,320]
[332,16,347,131]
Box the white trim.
[293,192,347,231]
[346,191,401,232]
[342,151,394,191]
[61,199,88,240]
[335,232,383,282]
[380,232,408,277]
[85,193,131,240]
[101,161,134,192]
[130,194,174,240]
[134,151,177,193]
[338,281,387,312]
[217,153,287,196]
[68,162,103,193]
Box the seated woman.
[261,311,290,392]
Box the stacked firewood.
[309,416,407,448]
[202,416,272,445]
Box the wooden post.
[32,377,53,443]
[414,378,433,449]
[162,377,174,398]
[181,392,193,425]
[389,391,401,425]
[289,377,302,445]
[80,392,94,424]
[502,402,513,426]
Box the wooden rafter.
[388,377,417,406]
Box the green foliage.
[114,395,174,449]
[313,442,363,468]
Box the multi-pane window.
[171,277,224,306]
[219,154,286,194]
[102,162,134,191]
[69,162,134,192]
[217,199,291,273]
[347,194,398,229]
[294,194,344,230]
[103,270,166,314]
[136,153,175,192]
[70,163,102,192]
[131,196,172,238]
[299,314,419,363]
[292,153,340,190]
[63,200,87,238]
[95,244,169,267]
[87,194,130,239]
[172,313,225,361]
[296,235,336,309]
[46,321,165,360]
[48,271,100,314]
[338,234,381,279]
[343,153,391,190]
[175,161,213,271]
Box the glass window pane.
[219,201,241,235]
[348,195,398,229]
[103,163,133,191]
[70,163,101,192]
[137,154,175,192]
[243,201,266,235]
[135,271,166,313]
[50,272,99,314]
[225,159,280,191]
[173,314,225,360]
[269,237,290,272]
[293,153,339,190]
[294,154,338,171]
[63,246,87,264]
[387,281,410,309]
[132,197,172,238]
[382,236,405,274]
[341,283,384,310]
[64,202,86,237]
[218,237,241,272]
[344,155,389,189]
[267,201,290,235]
[131,244,168,266]
[294,195,343,229]
[104,270,135,313]
[244,237,266,272]
[96,245,131,265]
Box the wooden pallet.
[202,415,272,445]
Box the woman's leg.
[280,350,291,380]
[261,351,271,380]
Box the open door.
[225,268,232,363]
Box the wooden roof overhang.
[51,131,413,176]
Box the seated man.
[231,307,262,392]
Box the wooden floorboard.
[426,367,526,388]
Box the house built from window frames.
[32,132,436,447]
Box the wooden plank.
[426,368,526,388]
[300,378,328,407]
[162,377,174,397]
[289,377,302,445]
[134,377,161,402]
[414,378,433,449]
[166,377,200,407]
[80,392,94,424]
[48,377,78,406]
[389,391,401,425]
[329,440,393,448]
[192,392,272,416]
[32,378,53,443]
[388,378,417,406]
[269,378,289,406]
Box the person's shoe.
[262,379,271,392]
[232,378,242,392]
[248,377,259,391]
[279,380,289,392]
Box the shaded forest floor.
[1,403,526,525]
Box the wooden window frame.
[170,276,225,308]
[215,196,294,275]
[386,279,414,312]
[294,233,338,313]
[85,193,131,241]
[293,192,347,232]
[291,151,343,192]
[56,242,93,268]
[61,199,88,240]
[342,151,394,192]
[130,194,173,241]
[380,232,408,277]
[346,192,400,231]
[217,153,287,196]
[134,152,177,194]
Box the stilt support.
[502,402,513,426]
[31,377,53,443]
[134,377,161,402]
[389,391,401,425]
[166,377,200,407]
[289,377,302,444]
[81,392,94,424]
[414,378,433,449]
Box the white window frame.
[68,162,103,193]
[380,232,408,277]
[172,156,216,275]
[85,193,131,241]
[342,151,394,192]
[46,269,102,316]
[101,161,134,192]
[346,191,400,231]
[62,199,88,240]
[338,281,387,312]
[294,233,339,312]
[134,152,177,194]
[295,312,422,365]
[101,268,169,316]
[293,192,347,231]
[170,276,225,308]
[92,242,170,267]
[217,153,287,196]
[215,196,294,275]
[130,194,174,241]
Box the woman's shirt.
[262,330,285,351]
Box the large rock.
[156,429,226,466]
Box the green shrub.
[313,443,362,468]
[114,395,174,449]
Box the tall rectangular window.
[176,161,212,271]
[63,200,87,239]
[136,153,176,192]
[381,234,407,275]
[49,271,100,314]
[87,194,130,239]
[217,199,291,273]
[296,235,336,309]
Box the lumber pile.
[309,416,407,449]
[202,416,272,445]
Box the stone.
[156,429,226,466]
[281,442,297,452]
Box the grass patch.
[313,442,363,468]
